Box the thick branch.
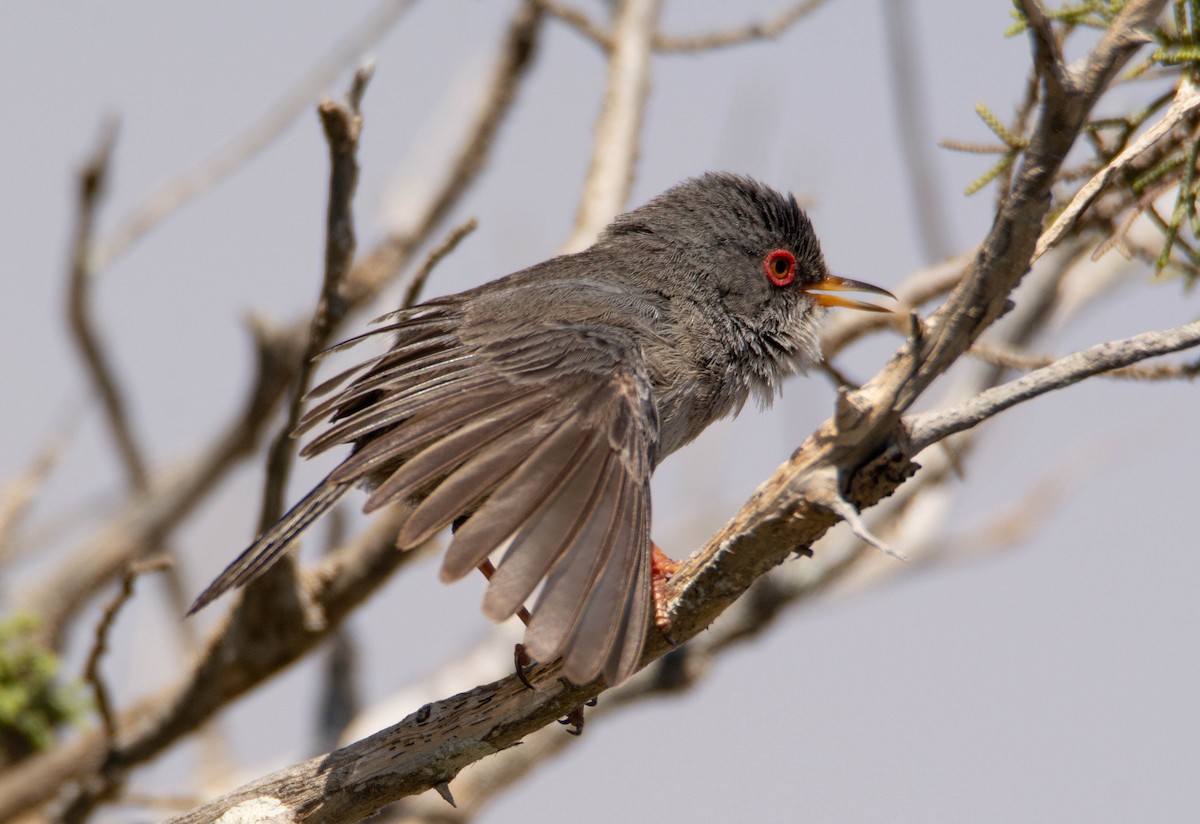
[0,510,426,821]
[149,6,1170,821]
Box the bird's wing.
[185,306,458,616]
[194,293,661,686]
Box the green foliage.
[960,104,1029,196]
[947,0,1200,286]
[1005,0,1126,36]
[0,614,89,763]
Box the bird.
[188,173,892,686]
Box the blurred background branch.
[1,1,1197,822]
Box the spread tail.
[187,476,350,614]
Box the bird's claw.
[558,697,598,736]
[514,643,535,690]
[651,542,680,642]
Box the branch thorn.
[434,781,457,808]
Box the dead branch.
[907,319,1200,452]
[259,65,371,535]
[1035,75,1200,260]
[142,4,1171,821]
[402,218,478,311]
[19,319,308,648]
[563,0,661,252]
[66,123,148,491]
[21,1,546,648]
[970,338,1200,380]
[91,0,416,271]
[345,0,546,302]
[536,0,828,53]
[652,0,827,52]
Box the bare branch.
[563,0,662,252]
[882,0,951,261]
[1036,75,1200,261]
[536,0,826,53]
[535,0,609,49]
[92,0,416,270]
[83,559,168,740]
[402,218,478,310]
[65,557,173,820]
[651,0,827,52]
[908,319,1200,452]
[21,318,307,647]
[259,66,370,534]
[0,425,72,566]
[970,338,1200,380]
[66,122,149,491]
[346,0,546,301]
[0,508,429,821]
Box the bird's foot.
[651,543,680,644]
[558,696,598,736]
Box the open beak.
[803,274,895,313]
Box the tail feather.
[187,476,350,614]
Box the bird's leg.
[476,558,536,690]
[651,542,680,644]
[557,696,598,736]
[475,558,592,735]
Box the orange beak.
[803,274,895,313]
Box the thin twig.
[66,122,149,491]
[1036,75,1200,261]
[259,66,371,533]
[345,0,546,303]
[539,0,825,53]
[535,0,610,48]
[651,0,827,52]
[92,0,416,270]
[970,338,1200,380]
[402,218,478,310]
[0,425,73,566]
[84,556,171,739]
[908,319,1200,452]
[882,0,951,261]
[22,318,308,648]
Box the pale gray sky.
[2,2,1197,821]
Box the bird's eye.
[763,250,796,287]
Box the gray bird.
[189,173,892,686]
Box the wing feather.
[187,475,349,614]
[481,432,611,620]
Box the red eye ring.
[763,249,796,287]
